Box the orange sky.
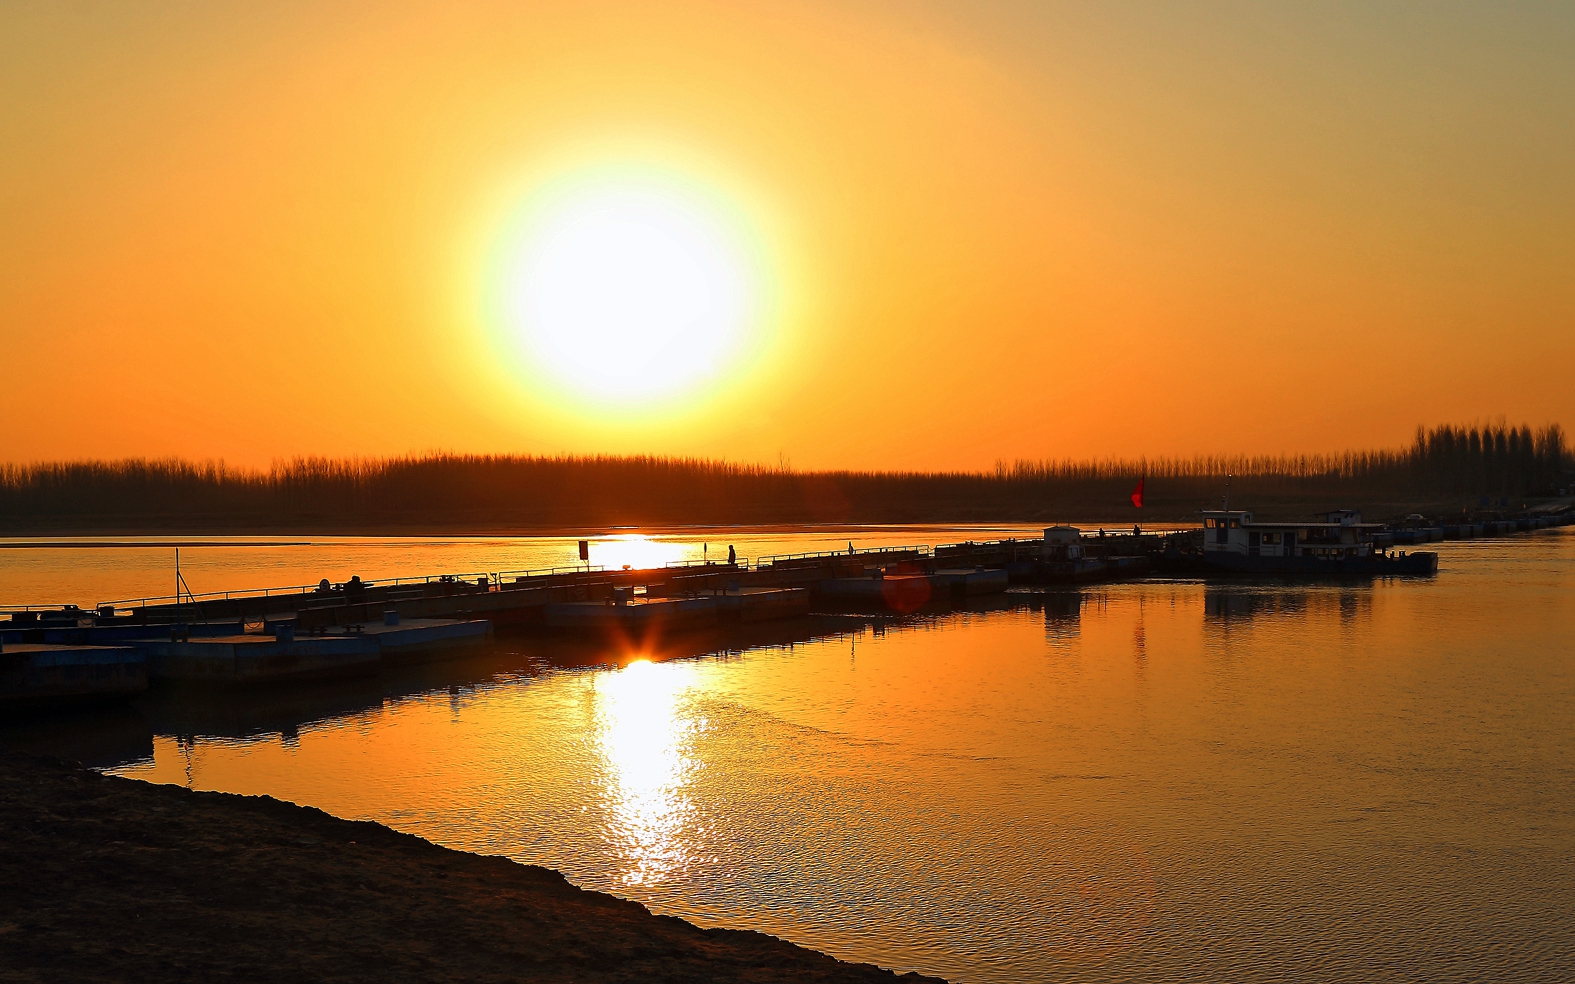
[2,1,1571,470]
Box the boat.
[1165,509,1438,577]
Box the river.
[4,526,1572,982]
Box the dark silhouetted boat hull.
[1162,551,1438,578]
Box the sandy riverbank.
[0,752,944,983]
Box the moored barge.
[1166,509,1438,577]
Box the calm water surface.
[6,528,1574,982]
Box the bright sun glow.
[504,177,759,406]
[583,534,691,571]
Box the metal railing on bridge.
[98,559,757,613]
[493,565,608,583]
[0,604,89,615]
[98,569,499,613]
[660,558,749,570]
[755,544,931,567]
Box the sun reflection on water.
[588,534,694,572]
[593,658,707,887]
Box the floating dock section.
[0,643,147,710]
[933,526,1158,584]
[543,587,810,635]
[346,617,493,662]
[715,586,814,622]
[0,617,494,703]
[816,568,1009,613]
[144,618,493,683]
[143,634,382,685]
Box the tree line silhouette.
[0,422,1566,532]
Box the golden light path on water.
[5,528,1572,982]
[593,658,706,887]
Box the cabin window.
[1229,519,1239,529]
[1262,533,1281,545]
[1205,518,1217,528]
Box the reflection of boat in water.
[1165,509,1438,577]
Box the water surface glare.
[77,532,1575,980]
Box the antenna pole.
[1224,474,1232,512]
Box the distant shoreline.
[0,496,1562,539]
[3,425,1566,536]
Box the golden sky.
[2,1,1571,469]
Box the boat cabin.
[1042,526,1085,560]
[1200,510,1385,560]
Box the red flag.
[1131,477,1144,509]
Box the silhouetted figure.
[727,544,736,565]
[345,575,365,604]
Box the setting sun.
[4,4,1575,982]
[499,174,761,408]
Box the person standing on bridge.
[727,544,736,565]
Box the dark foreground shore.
[0,753,944,984]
